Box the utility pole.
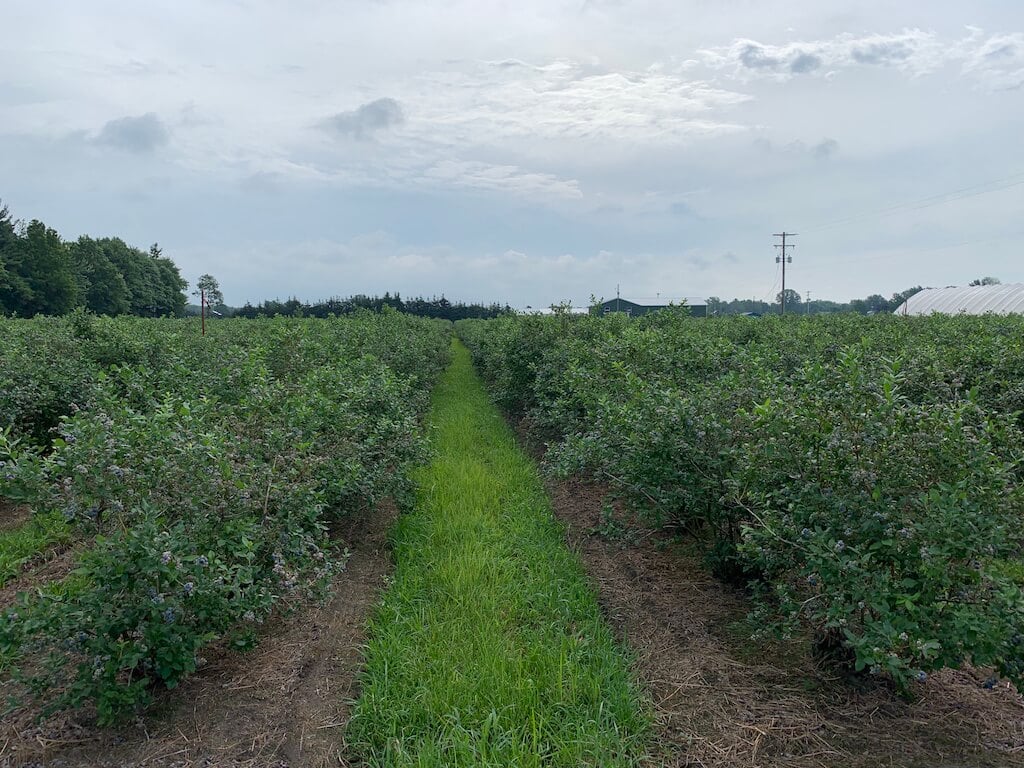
[773,232,796,315]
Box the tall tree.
[13,220,77,316]
[193,274,225,311]
[776,289,802,310]
[99,238,156,315]
[0,201,29,314]
[68,236,130,315]
[153,258,188,316]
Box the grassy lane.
[347,340,650,767]
[0,511,69,586]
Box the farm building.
[893,284,1024,316]
[598,298,708,318]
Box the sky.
[2,1,1023,308]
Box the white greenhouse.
[893,284,1024,316]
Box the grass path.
[0,510,69,587]
[347,340,650,767]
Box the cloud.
[701,28,1024,91]
[753,136,839,160]
[701,30,944,81]
[790,52,823,74]
[179,230,740,310]
[849,36,918,65]
[812,138,839,159]
[686,250,741,272]
[421,159,583,200]
[738,42,781,71]
[960,31,1024,90]
[322,97,405,140]
[402,59,751,144]
[94,113,169,153]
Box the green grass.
[347,340,650,767]
[0,510,69,587]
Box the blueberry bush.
[456,311,1024,693]
[0,310,450,721]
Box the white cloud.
[403,59,750,144]
[959,30,1024,90]
[420,159,583,200]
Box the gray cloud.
[732,43,823,75]
[323,97,404,140]
[738,43,780,70]
[702,30,945,80]
[812,138,840,159]
[850,39,915,65]
[752,137,839,159]
[94,113,169,153]
[687,250,739,272]
[790,52,823,74]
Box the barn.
[893,284,1024,316]
[598,298,708,318]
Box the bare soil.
[0,501,31,531]
[0,503,397,768]
[546,474,1024,768]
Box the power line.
[804,170,1024,234]
[798,227,1024,275]
[759,259,782,304]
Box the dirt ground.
[545,473,1024,768]
[0,503,397,768]
[0,501,31,531]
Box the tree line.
[706,286,927,316]
[232,293,511,321]
[0,201,188,318]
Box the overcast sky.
[2,1,1023,307]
